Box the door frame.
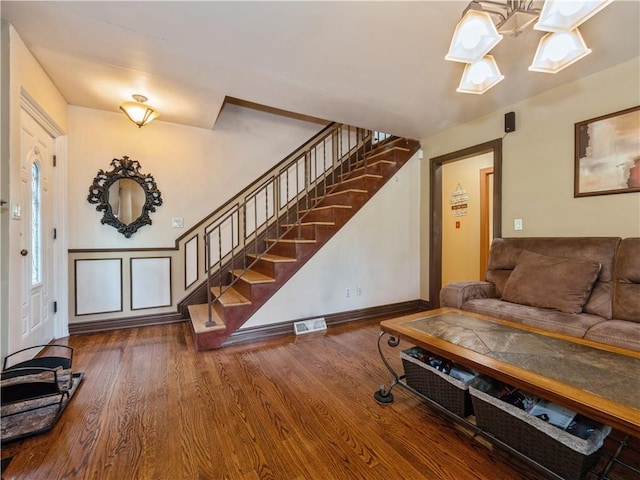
[18,92,68,342]
[479,166,493,280]
[429,139,502,308]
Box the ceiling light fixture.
[119,94,159,128]
[445,0,613,94]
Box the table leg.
[373,331,404,404]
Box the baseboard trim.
[69,312,185,335]
[67,299,431,341]
[223,299,431,347]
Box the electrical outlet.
[514,218,523,231]
[345,288,351,298]
[356,287,362,296]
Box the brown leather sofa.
[440,237,640,352]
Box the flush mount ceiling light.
[529,29,592,73]
[445,0,613,93]
[445,9,503,63]
[534,0,614,32]
[457,55,505,94]
[119,94,159,128]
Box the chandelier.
[119,94,160,128]
[445,0,614,94]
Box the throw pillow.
[501,250,601,314]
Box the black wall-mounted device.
[505,111,516,133]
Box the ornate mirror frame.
[88,156,162,238]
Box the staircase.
[188,135,420,350]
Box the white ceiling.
[2,1,639,139]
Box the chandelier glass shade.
[529,29,592,73]
[534,0,614,32]
[119,94,159,128]
[457,55,504,94]
[445,10,503,63]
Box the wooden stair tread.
[326,188,367,197]
[247,253,297,263]
[342,173,383,181]
[299,204,352,214]
[281,221,335,228]
[232,269,276,284]
[266,238,316,244]
[188,304,226,332]
[210,286,251,306]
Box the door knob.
[20,249,28,256]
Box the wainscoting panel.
[131,257,172,310]
[184,236,198,289]
[75,258,122,316]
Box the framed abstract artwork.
[574,106,640,197]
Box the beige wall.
[442,152,493,285]
[420,57,640,301]
[68,104,324,249]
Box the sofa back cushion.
[486,237,621,319]
[501,250,601,314]
[613,238,640,323]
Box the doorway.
[429,139,502,308]
[9,109,57,352]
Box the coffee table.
[374,308,640,438]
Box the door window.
[31,161,42,285]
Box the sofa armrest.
[440,281,497,309]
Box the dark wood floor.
[1,319,637,479]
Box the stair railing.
[203,124,392,327]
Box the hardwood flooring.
[1,319,637,479]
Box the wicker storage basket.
[400,348,477,418]
[470,379,611,480]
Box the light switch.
[514,218,523,231]
[172,217,184,228]
[11,203,21,220]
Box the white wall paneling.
[75,258,122,315]
[130,256,171,310]
[184,235,198,289]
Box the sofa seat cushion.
[462,299,605,338]
[501,250,601,314]
[584,321,640,352]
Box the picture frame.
[574,105,640,197]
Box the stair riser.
[339,161,392,181]
[193,328,228,350]
[213,300,226,319]
[249,258,277,278]
[332,176,383,195]
[347,164,399,185]
[280,224,318,240]
[249,257,295,278]
[266,240,316,259]
[317,190,368,208]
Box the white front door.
[10,110,56,352]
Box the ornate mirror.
[88,156,162,238]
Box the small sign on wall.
[450,183,468,217]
